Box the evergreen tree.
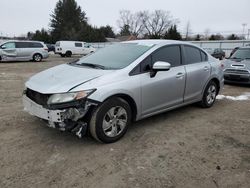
[227,34,240,40]
[209,33,224,40]
[99,25,116,38]
[50,0,87,42]
[194,34,201,41]
[164,25,182,40]
[120,25,131,36]
[31,29,52,43]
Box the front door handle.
[176,72,184,79]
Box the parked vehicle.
[223,47,250,84]
[46,43,55,53]
[23,40,224,143]
[211,48,226,60]
[55,41,96,57]
[0,41,49,62]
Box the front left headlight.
[47,89,95,105]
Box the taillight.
[44,48,48,51]
[221,63,224,68]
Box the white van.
[55,41,96,57]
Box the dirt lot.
[0,55,250,188]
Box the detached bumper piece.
[23,95,97,138]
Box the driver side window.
[152,45,181,67]
[1,42,16,49]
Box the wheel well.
[211,78,220,94]
[66,50,72,54]
[105,94,137,121]
[33,53,42,58]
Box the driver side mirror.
[150,61,171,78]
[1,45,6,49]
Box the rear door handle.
[176,72,184,79]
[204,66,210,71]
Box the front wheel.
[90,98,132,143]
[200,81,218,108]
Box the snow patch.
[217,93,250,101]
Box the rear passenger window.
[152,46,181,67]
[16,42,43,48]
[184,46,202,64]
[31,42,43,48]
[75,43,82,47]
[201,51,208,62]
[16,42,29,48]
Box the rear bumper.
[42,52,49,59]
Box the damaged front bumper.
[23,95,98,138]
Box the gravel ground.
[0,55,250,188]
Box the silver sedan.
[23,40,224,143]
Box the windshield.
[75,43,153,70]
[231,48,250,60]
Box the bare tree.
[141,10,177,39]
[117,10,144,37]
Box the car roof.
[2,40,43,43]
[238,47,250,49]
[123,39,194,47]
[57,41,86,43]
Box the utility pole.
[242,23,247,39]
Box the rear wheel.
[200,81,218,108]
[90,97,132,143]
[33,54,42,62]
[65,51,72,57]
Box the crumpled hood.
[26,64,113,94]
[223,59,250,70]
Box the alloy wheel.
[102,106,128,138]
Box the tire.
[60,54,66,57]
[200,81,218,108]
[33,53,42,62]
[65,51,72,57]
[90,97,132,143]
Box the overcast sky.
[0,0,249,37]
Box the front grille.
[224,69,250,75]
[26,88,51,106]
[224,75,250,82]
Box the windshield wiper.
[68,59,80,65]
[77,63,106,70]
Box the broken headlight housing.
[47,89,96,105]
